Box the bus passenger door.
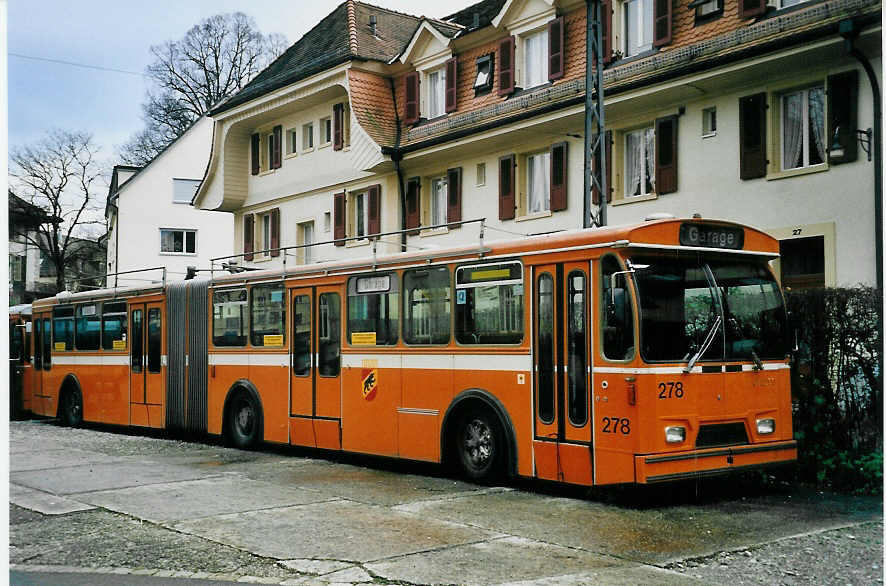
[289,286,342,449]
[130,306,146,406]
[144,302,164,407]
[130,302,164,427]
[532,263,593,484]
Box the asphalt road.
[9,420,883,585]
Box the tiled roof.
[211,1,423,116]
[444,0,507,29]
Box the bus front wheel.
[455,410,503,481]
[60,388,83,427]
[227,391,261,449]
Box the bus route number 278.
[601,417,630,434]
[658,381,684,399]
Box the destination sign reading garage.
[679,223,744,250]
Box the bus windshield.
[630,255,789,363]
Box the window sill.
[319,142,331,150]
[346,239,370,248]
[702,132,717,139]
[611,192,658,206]
[766,163,828,181]
[258,169,275,176]
[301,147,315,154]
[159,252,197,256]
[420,227,449,237]
[285,152,297,160]
[515,210,552,222]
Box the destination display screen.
[679,223,744,250]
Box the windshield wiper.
[684,315,722,373]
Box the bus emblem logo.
[361,368,378,401]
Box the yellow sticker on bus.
[351,332,377,345]
[112,340,126,350]
[54,342,66,351]
[263,334,283,346]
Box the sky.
[8,0,472,166]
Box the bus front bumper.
[635,440,798,483]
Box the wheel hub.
[463,419,492,468]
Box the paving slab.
[367,535,623,586]
[173,499,502,562]
[11,461,219,495]
[495,564,709,585]
[10,483,95,515]
[9,447,130,472]
[79,476,334,523]
[394,487,884,565]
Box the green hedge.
[785,286,882,494]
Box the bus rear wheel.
[455,410,503,482]
[227,391,261,449]
[60,388,83,427]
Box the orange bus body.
[27,218,797,485]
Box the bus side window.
[601,256,635,361]
[318,292,340,376]
[34,319,42,370]
[53,306,74,351]
[43,319,52,369]
[10,322,22,362]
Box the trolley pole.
[583,0,607,228]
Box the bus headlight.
[665,426,686,443]
[756,418,775,435]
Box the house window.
[624,126,655,197]
[623,0,653,57]
[172,178,201,204]
[526,151,551,214]
[702,107,717,137]
[302,122,314,151]
[780,86,825,171]
[692,0,723,21]
[287,129,297,155]
[266,132,275,168]
[779,236,825,290]
[353,192,369,238]
[261,212,272,255]
[299,221,315,264]
[476,162,486,186]
[160,229,196,254]
[474,54,494,93]
[427,67,446,119]
[320,117,332,145]
[429,176,447,227]
[324,211,331,233]
[779,0,809,7]
[523,29,549,88]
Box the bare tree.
[10,129,107,293]
[120,12,287,165]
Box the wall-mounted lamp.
[830,125,873,161]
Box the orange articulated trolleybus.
[26,217,797,485]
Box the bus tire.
[455,409,504,482]
[226,389,262,449]
[60,386,83,427]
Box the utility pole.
[583,0,607,228]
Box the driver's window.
[600,256,635,361]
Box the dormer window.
[689,0,723,22]
[474,54,494,93]
[523,29,549,89]
[623,0,653,57]
[427,67,447,119]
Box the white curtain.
[626,131,642,196]
[809,87,826,164]
[645,127,655,193]
[428,69,445,118]
[783,92,803,169]
[528,153,550,213]
[525,30,548,88]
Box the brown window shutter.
[654,116,678,194]
[827,70,859,165]
[499,154,516,220]
[550,142,568,211]
[548,16,565,81]
[333,191,346,246]
[447,167,462,224]
[368,184,381,236]
[270,208,281,256]
[445,57,458,113]
[739,0,766,19]
[739,93,768,180]
[498,36,515,96]
[250,134,260,175]
[244,214,254,260]
[333,103,344,151]
[592,131,612,204]
[404,72,420,124]
[653,0,672,47]
[405,177,421,232]
[602,0,613,65]
[272,125,282,169]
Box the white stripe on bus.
[52,355,134,366]
[593,363,790,375]
[208,353,289,367]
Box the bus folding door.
[129,302,165,428]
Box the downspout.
[840,18,882,419]
[113,200,120,287]
[388,77,407,252]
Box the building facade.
[194,0,881,288]
[106,117,234,284]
